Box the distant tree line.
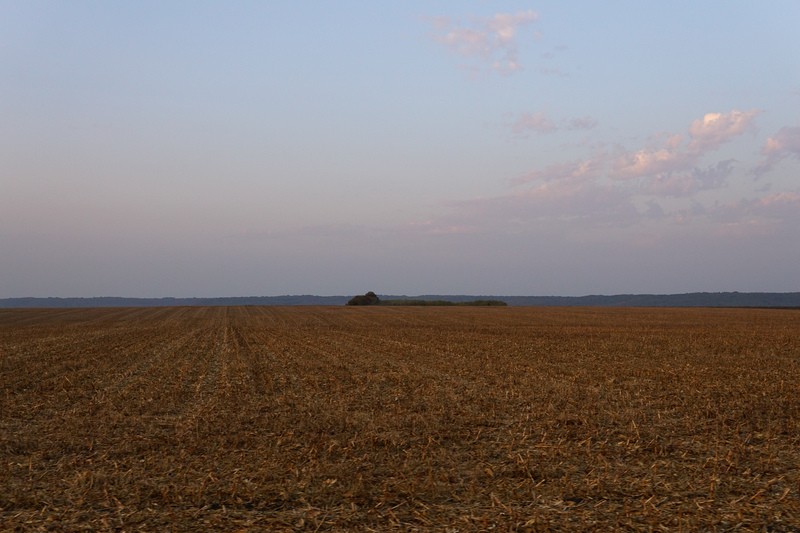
[5,292,799,309]
[346,292,506,307]
[380,299,507,306]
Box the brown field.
[1,306,799,531]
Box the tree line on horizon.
[346,292,507,307]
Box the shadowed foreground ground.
[1,306,799,531]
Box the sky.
[2,1,800,298]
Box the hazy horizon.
[3,2,799,299]
[4,290,800,301]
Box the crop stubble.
[1,306,799,531]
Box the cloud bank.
[418,109,800,240]
[613,110,760,180]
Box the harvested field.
[1,306,799,531]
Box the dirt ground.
[2,306,799,531]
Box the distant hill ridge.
[1,292,799,308]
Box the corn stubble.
[1,306,799,531]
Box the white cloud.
[432,10,538,74]
[487,12,536,43]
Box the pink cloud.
[753,191,800,216]
[407,111,786,241]
[613,148,692,180]
[754,126,800,175]
[439,27,488,56]
[763,127,800,156]
[432,11,538,74]
[687,110,760,153]
[410,182,799,245]
[508,110,756,212]
[704,190,800,230]
[709,191,800,238]
[612,110,759,180]
[511,155,606,186]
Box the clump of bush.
[347,291,381,306]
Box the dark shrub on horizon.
[347,291,381,306]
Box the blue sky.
[2,1,799,297]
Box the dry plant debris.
[1,306,799,531]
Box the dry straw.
[1,306,799,530]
